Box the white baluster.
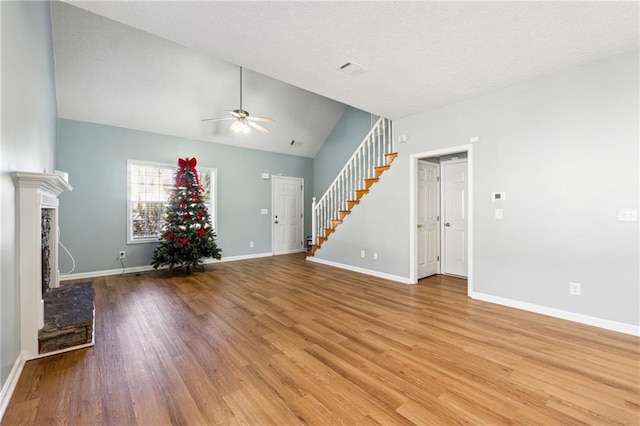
[369,137,372,178]
[389,119,392,153]
[311,197,317,245]
[374,124,378,167]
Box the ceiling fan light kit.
[202,66,274,135]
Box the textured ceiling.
[55,1,639,157]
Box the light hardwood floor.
[3,254,639,425]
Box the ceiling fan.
[202,66,274,134]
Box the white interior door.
[417,161,440,279]
[272,176,304,255]
[442,160,468,277]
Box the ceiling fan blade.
[248,116,275,124]
[248,121,269,134]
[201,117,235,122]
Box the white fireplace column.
[13,172,72,359]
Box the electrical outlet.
[250,241,254,248]
[119,251,126,259]
[360,250,365,258]
[569,282,581,296]
[373,252,378,260]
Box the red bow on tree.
[176,157,200,186]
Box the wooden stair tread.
[364,178,379,190]
[385,152,398,165]
[374,165,390,178]
[355,189,369,201]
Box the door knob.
[445,223,451,227]
[417,224,423,228]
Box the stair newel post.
[320,201,324,239]
[312,197,317,245]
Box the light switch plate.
[492,192,506,201]
[261,209,268,215]
[618,209,638,222]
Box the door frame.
[271,175,305,255]
[409,144,474,295]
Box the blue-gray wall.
[316,51,639,327]
[56,119,314,274]
[313,106,372,198]
[1,1,58,388]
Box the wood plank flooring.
[3,254,639,425]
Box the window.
[127,160,217,243]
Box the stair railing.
[311,117,393,246]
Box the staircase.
[308,117,397,257]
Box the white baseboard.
[469,290,640,336]
[306,257,414,285]
[0,351,26,422]
[60,252,273,281]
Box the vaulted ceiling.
[53,1,639,157]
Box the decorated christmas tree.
[152,157,221,273]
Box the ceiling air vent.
[337,61,367,76]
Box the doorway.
[409,145,474,292]
[272,176,304,255]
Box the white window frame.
[127,159,218,244]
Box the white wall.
[315,51,639,329]
[0,0,57,388]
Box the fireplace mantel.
[13,171,73,359]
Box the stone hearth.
[38,282,95,354]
